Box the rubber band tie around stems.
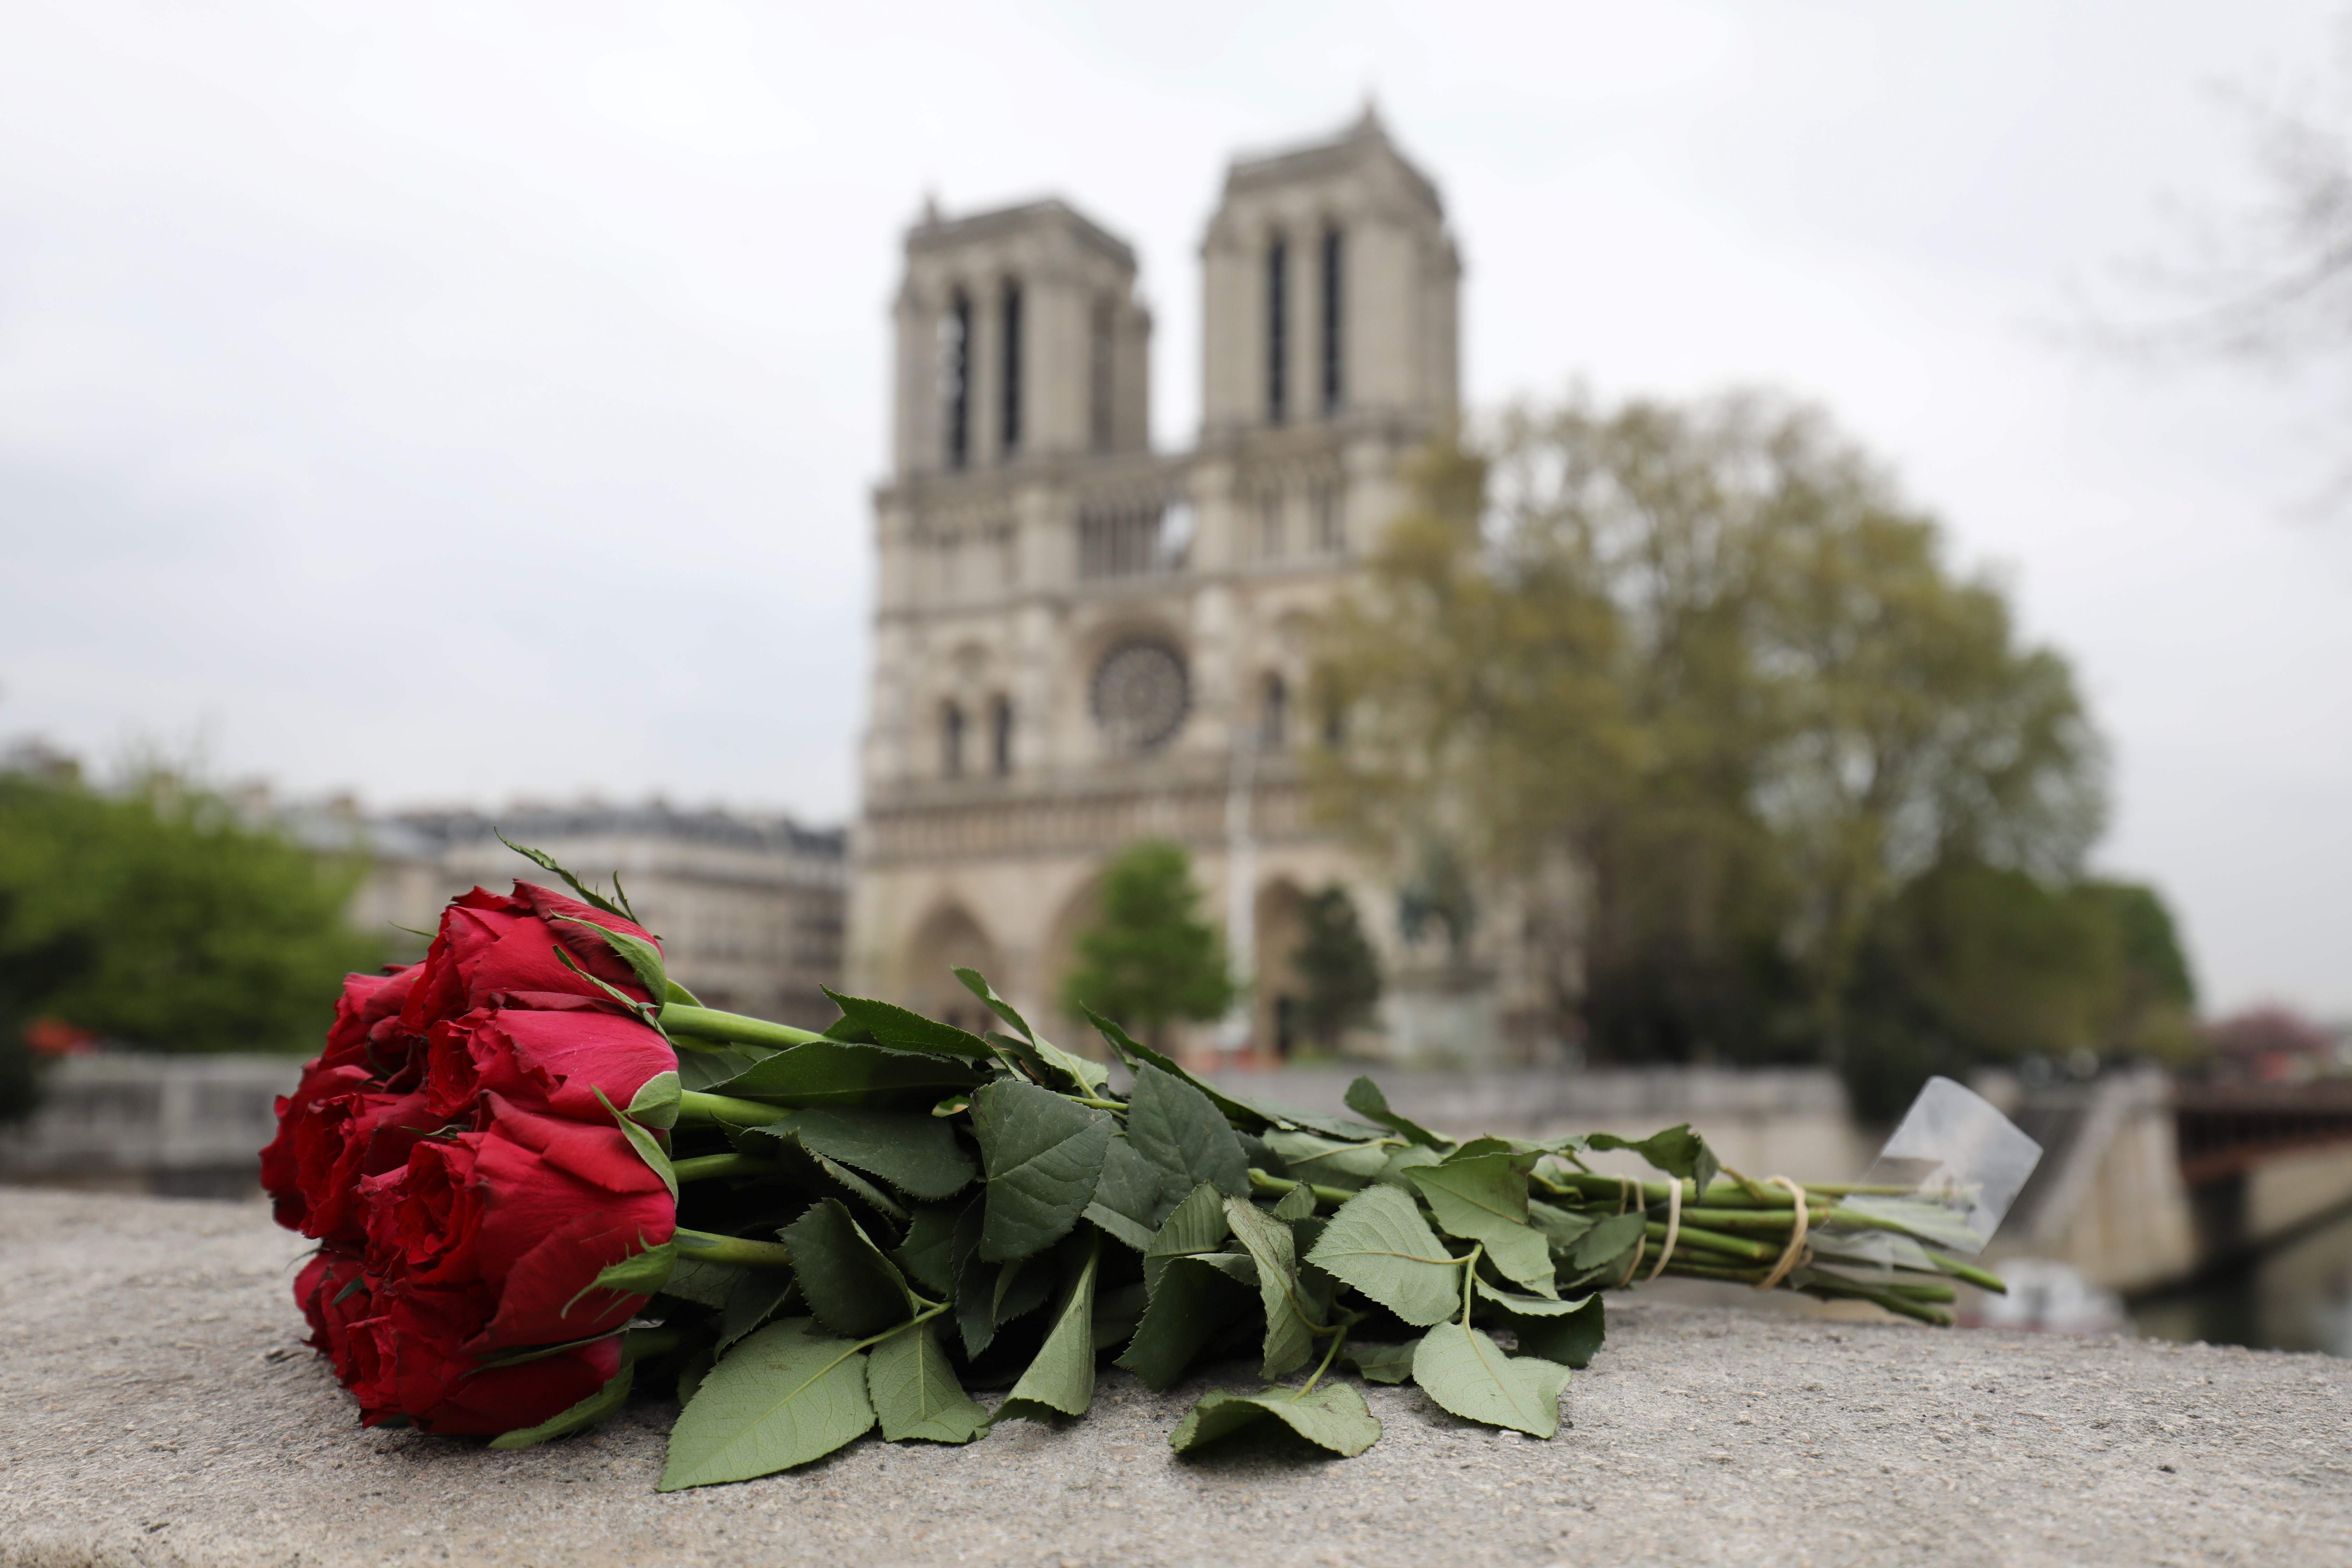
[1755,1176,1810,1290]
[1642,1177,1683,1283]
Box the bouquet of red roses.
[266,848,2032,1488]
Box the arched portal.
[903,902,1003,1034]
[1253,878,1308,1059]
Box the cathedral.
[846,108,1507,1063]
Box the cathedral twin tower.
[850,108,1465,1059]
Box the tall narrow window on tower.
[999,278,1023,458]
[1265,235,1289,424]
[942,290,972,470]
[1088,295,1115,452]
[1320,226,1344,414]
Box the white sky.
[1,1,2347,1015]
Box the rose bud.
[422,1007,676,1124]
[260,1064,436,1245]
[317,964,428,1085]
[344,1286,622,1437]
[359,1093,674,1352]
[397,883,660,1037]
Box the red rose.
[344,1285,622,1437]
[319,964,428,1085]
[361,1094,673,1352]
[295,1248,376,1385]
[422,1006,676,1124]
[398,883,658,1037]
[260,1065,436,1245]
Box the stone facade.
[348,805,846,1026]
[850,109,1513,1062]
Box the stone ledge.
[3,1189,2347,1568]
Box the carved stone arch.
[1253,877,1310,1059]
[904,901,1003,1032]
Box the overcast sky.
[2,1,2347,1015]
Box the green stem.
[1922,1249,2008,1294]
[1293,1325,1349,1401]
[671,1152,783,1184]
[673,1227,795,1269]
[1459,1245,1483,1324]
[676,1090,789,1127]
[1645,1220,1780,1264]
[1671,1206,1835,1233]
[1798,1274,1953,1326]
[658,1004,825,1052]
[1661,1260,1769,1284]
[1247,1169,1358,1208]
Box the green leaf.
[1222,1196,1317,1380]
[1498,1293,1605,1370]
[676,1046,763,1092]
[969,1078,1113,1263]
[809,1152,910,1227]
[708,1041,987,1106]
[1092,1280,1149,1351]
[1474,1281,1592,1317]
[1587,1125,1720,1195]
[665,976,706,1008]
[1342,1339,1420,1385]
[1270,1183,1316,1222]
[1343,1076,1445,1149]
[674,1349,712,1409]
[553,914,671,1010]
[1528,1198,1597,1253]
[1569,1212,1648,1272]
[1261,1129,1390,1189]
[1410,1322,1568,1438]
[953,968,1111,1093]
[586,1238,677,1302]
[625,1069,682,1131]
[743,1107,976,1202]
[1169,1381,1383,1458]
[1405,1155,1555,1295]
[488,1363,634,1450]
[1083,1137,1165,1252]
[1113,1252,1255,1389]
[657,1255,737,1310]
[1126,1063,1252,1210]
[778,1199,915,1339]
[593,1086,677,1202]
[497,835,630,920]
[996,1233,1101,1421]
[1083,1006,1279,1132]
[657,1319,875,1490]
[1304,1184,1464,1328]
[821,988,999,1058]
[892,1202,964,1298]
[1141,1182,1231,1294]
[719,1268,797,1353]
[1374,1144,1444,1188]
[866,1321,987,1443]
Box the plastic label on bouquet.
[1825,1076,2042,1260]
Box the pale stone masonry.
[852,108,1534,1062]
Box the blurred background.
[2,2,2348,1352]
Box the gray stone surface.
[4,1190,2349,1568]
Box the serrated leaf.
[822,989,999,1058]
[779,1199,914,1339]
[953,968,1111,1093]
[1223,1196,1317,1380]
[1083,1006,1280,1132]
[1169,1381,1383,1457]
[1343,1076,1445,1149]
[1113,1252,1256,1389]
[741,1107,975,1202]
[708,1041,987,1106]
[1305,1184,1465,1328]
[996,1233,1100,1421]
[1588,1125,1720,1195]
[594,1086,677,1201]
[1141,1182,1231,1294]
[1083,1137,1164,1252]
[554,914,671,1010]
[720,1268,797,1353]
[657,1320,875,1490]
[1261,1129,1389,1190]
[676,1045,763,1092]
[1411,1322,1567,1438]
[1092,1281,1148,1351]
[1497,1292,1605,1369]
[623,1069,682,1130]
[949,1199,997,1359]
[488,1363,634,1450]
[866,1321,986,1443]
[969,1078,1113,1263]
[810,1152,910,1226]
[1406,1155,1554,1296]
[1270,1183,1316,1222]
[1126,1064,1252,1211]
[1528,1198,1597,1252]
[1343,1338,1420,1384]
[498,835,630,920]
[1374,1144,1444,1187]
[893,1202,963,1298]
[1474,1281,1593,1317]
[1569,1211,1648,1272]
[657,1254,737,1309]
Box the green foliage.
[0,772,382,1052]
[1292,885,1382,1048]
[1169,1381,1383,1457]
[657,1319,876,1491]
[968,1077,1113,1263]
[865,1322,986,1443]
[1058,840,1236,1045]
[1410,1324,1569,1438]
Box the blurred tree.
[0,770,383,1056]
[1312,390,2130,1106]
[1292,885,1382,1051]
[1058,840,1236,1051]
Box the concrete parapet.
[0,1054,300,1197]
[4,1190,2346,1568]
